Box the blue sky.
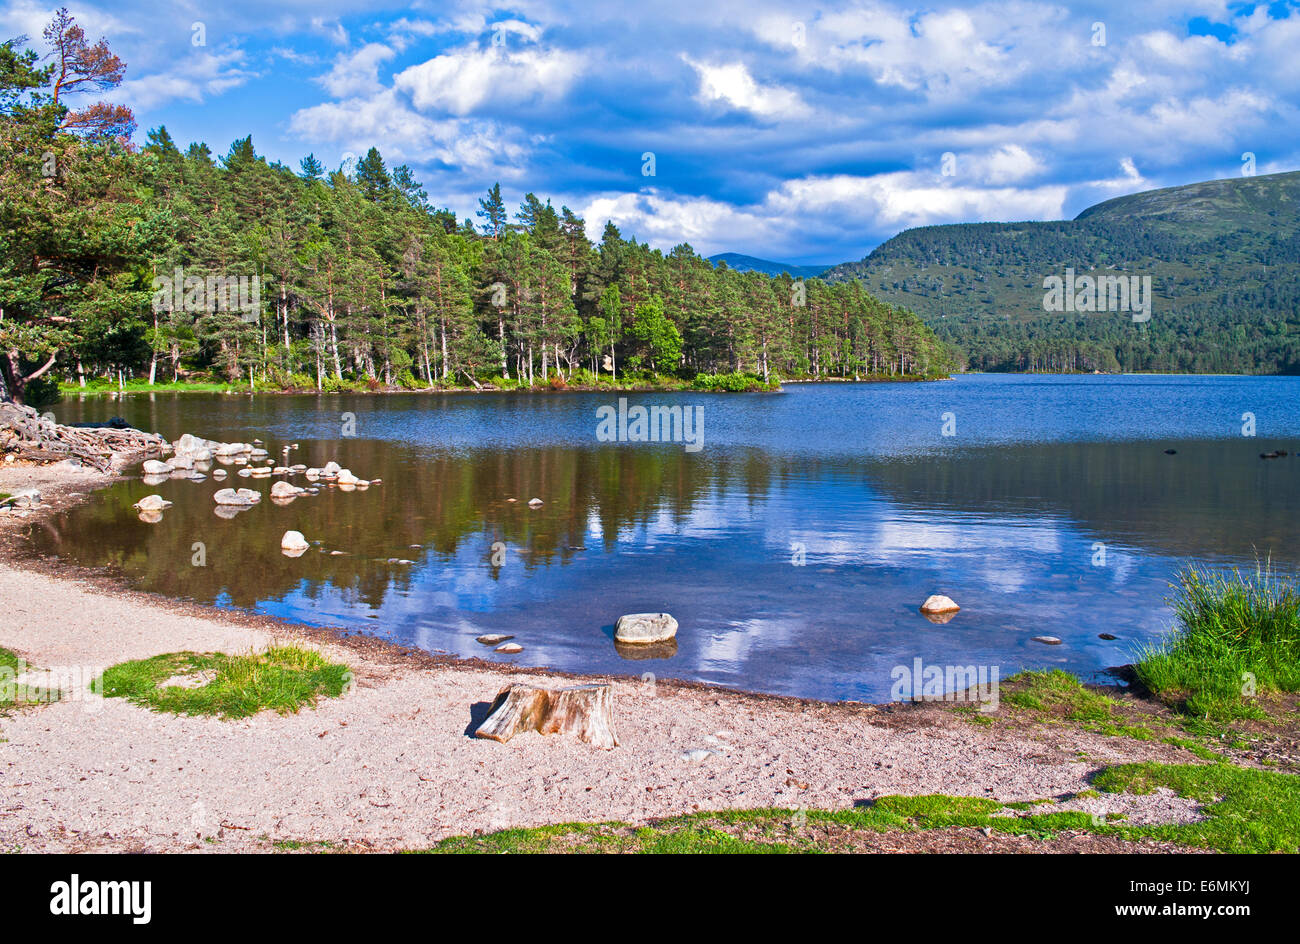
[5,1,1299,263]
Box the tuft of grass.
[98,646,350,719]
[0,646,59,709]
[1136,563,1300,723]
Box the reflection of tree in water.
[23,444,781,610]
[866,439,1299,568]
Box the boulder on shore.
[614,612,678,645]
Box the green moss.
[98,646,350,719]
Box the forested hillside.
[0,11,953,406]
[823,172,1300,374]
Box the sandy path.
[0,559,1201,853]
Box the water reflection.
[22,378,1300,702]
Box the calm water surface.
[25,375,1300,702]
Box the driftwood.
[0,400,166,472]
[474,683,619,749]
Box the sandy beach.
[0,462,1209,853]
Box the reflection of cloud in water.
[696,617,799,673]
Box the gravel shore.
[0,462,1204,853]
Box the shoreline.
[0,460,1238,853]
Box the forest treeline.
[0,11,954,406]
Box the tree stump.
[474,683,619,749]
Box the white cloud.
[317,43,395,98]
[394,44,582,116]
[288,89,530,177]
[118,50,254,111]
[769,172,1068,230]
[683,57,808,120]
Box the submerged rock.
[614,612,678,645]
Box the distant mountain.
[822,171,1300,374]
[708,252,835,280]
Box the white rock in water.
[528,497,543,507]
[133,494,172,511]
[165,454,193,470]
[323,461,341,476]
[614,612,678,644]
[270,480,305,498]
[476,634,514,646]
[281,530,310,552]
[174,433,205,453]
[212,469,227,480]
[494,642,523,654]
[213,487,261,506]
[919,595,960,614]
[1031,636,1062,646]
[336,469,358,485]
[141,459,169,475]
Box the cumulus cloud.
[288,89,530,177]
[683,57,808,120]
[394,44,582,116]
[317,43,395,98]
[118,50,254,111]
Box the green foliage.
[0,13,952,400]
[98,646,351,719]
[1136,563,1300,722]
[824,171,1300,374]
[691,371,773,392]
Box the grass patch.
[1002,669,1158,739]
[1136,563,1300,724]
[98,646,350,719]
[1094,761,1300,854]
[420,762,1299,854]
[0,646,59,709]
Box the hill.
[821,171,1300,373]
[708,252,834,280]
